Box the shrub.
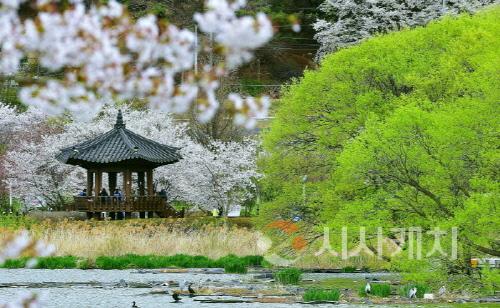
[275,268,302,284]
[216,254,263,268]
[0,197,24,215]
[240,255,264,267]
[399,284,428,299]
[0,258,28,268]
[215,254,240,267]
[303,288,341,302]
[35,256,77,269]
[223,260,248,274]
[481,267,500,295]
[0,256,78,269]
[359,283,391,297]
[0,214,36,230]
[95,256,129,269]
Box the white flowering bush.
[313,0,496,59]
[3,105,260,212]
[0,0,273,127]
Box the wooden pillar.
[108,172,117,193]
[95,170,102,197]
[146,169,154,196]
[123,170,132,197]
[86,170,94,196]
[137,171,145,196]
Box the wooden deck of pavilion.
[67,196,180,218]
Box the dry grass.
[0,217,393,270]
[26,219,266,261]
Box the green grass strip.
[0,254,264,271]
[303,288,341,301]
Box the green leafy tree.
[334,98,499,256]
[260,5,500,261]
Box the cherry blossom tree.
[0,0,273,127]
[313,0,497,59]
[3,105,260,212]
[0,103,45,194]
[157,138,259,215]
[0,103,44,146]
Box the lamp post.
[8,180,13,213]
[256,184,260,216]
[302,175,308,207]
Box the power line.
[257,47,317,51]
[274,36,318,40]
[226,84,282,87]
[273,24,316,28]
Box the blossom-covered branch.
[0,0,273,126]
[0,230,55,307]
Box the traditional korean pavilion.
[56,110,181,219]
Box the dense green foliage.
[274,268,302,284]
[302,288,340,301]
[0,214,36,229]
[260,6,499,287]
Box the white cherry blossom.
[0,0,273,127]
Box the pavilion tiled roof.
[56,110,181,167]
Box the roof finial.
[115,110,125,129]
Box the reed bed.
[22,219,266,260]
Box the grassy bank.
[1,217,265,260]
[1,216,392,269]
[0,254,264,272]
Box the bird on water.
[365,281,371,294]
[131,301,139,308]
[408,286,418,299]
[188,282,196,297]
[172,291,182,302]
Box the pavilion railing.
[69,196,171,213]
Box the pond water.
[0,269,491,307]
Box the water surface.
[0,269,491,307]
